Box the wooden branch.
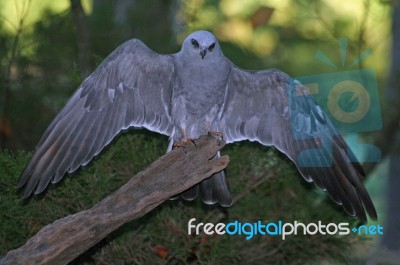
[0,133,229,265]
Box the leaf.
[251,7,275,28]
[153,245,168,259]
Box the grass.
[0,130,372,264]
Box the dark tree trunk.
[379,0,400,253]
[367,1,400,264]
[70,0,92,77]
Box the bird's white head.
[181,30,222,60]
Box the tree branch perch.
[0,133,229,265]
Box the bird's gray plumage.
[18,30,377,222]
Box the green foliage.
[0,132,370,264]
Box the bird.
[18,30,377,222]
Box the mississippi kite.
[18,30,377,222]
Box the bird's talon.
[173,141,184,148]
[208,131,223,145]
[173,138,196,148]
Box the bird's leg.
[205,121,211,133]
[173,128,196,148]
[205,121,223,143]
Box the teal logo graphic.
[188,218,384,240]
[289,38,382,167]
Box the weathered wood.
[0,133,229,265]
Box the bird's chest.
[174,65,226,112]
[172,72,225,118]
[171,67,227,136]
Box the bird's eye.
[208,43,216,51]
[191,39,199,48]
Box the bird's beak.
[200,48,207,59]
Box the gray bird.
[18,30,377,222]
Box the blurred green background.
[0,0,396,264]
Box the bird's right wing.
[18,39,175,198]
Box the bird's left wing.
[218,67,377,222]
[18,39,175,198]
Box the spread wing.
[218,67,377,222]
[18,39,175,198]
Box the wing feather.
[219,67,377,222]
[18,39,175,197]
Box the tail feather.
[181,185,199,201]
[170,148,233,207]
[179,170,232,207]
[199,170,233,207]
